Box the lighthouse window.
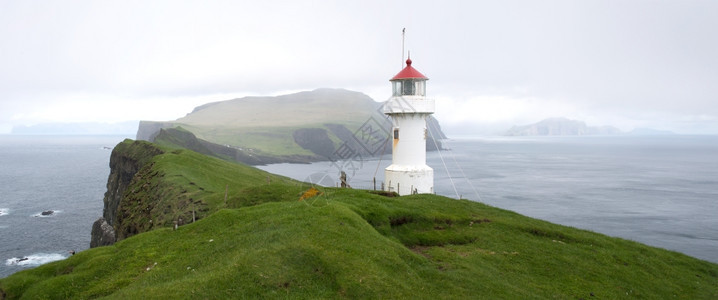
[402,79,415,95]
[394,128,399,140]
[415,81,426,96]
[391,81,400,96]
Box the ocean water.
[0,135,128,278]
[258,135,718,264]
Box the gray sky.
[2,0,717,135]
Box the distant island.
[505,117,674,136]
[11,121,139,135]
[505,118,621,136]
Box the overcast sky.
[2,0,717,135]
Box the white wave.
[5,253,67,266]
[0,208,8,216]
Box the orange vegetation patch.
[299,187,322,201]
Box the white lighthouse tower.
[384,57,434,195]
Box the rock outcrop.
[90,217,116,247]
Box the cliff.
[135,121,175,141]
[90,140,165,247]
[91,139,300,248]
[3,140,717,298]
[505,117,622,136]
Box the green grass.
[2,141,717,299]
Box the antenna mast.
[401,28,406,69]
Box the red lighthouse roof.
[390,58,428,81]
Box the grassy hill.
[178,89,377,128]
[136,88,446,164]
[138,89,378,158]
[171,89,377,157]
[1,140,717,299]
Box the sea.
[1,135,717,278]
[0,135,129,278]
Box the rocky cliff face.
[90,140,165,247]
[135,120,175,141]
[292,128,335,158]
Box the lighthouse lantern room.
[384,58,434,195]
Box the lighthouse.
[384,57,434,195]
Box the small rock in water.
[41,210,54,216]
[8,257,29,265]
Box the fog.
[2,1,717,135]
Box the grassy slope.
[162,89,377,157]
[2,143,717,299]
